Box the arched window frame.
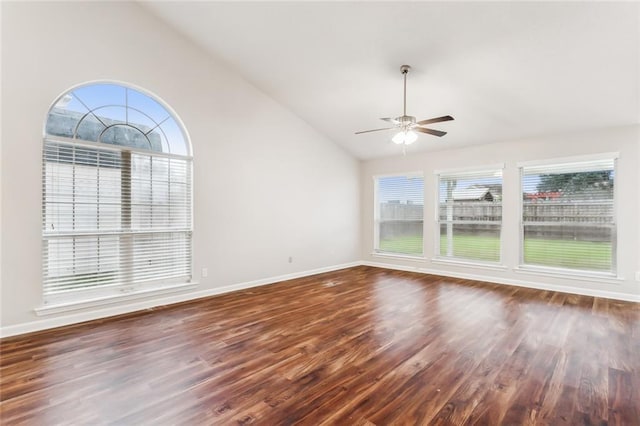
[40,81,194,308]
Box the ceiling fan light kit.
[392,130,418,145]
[356,65,453,149]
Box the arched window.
[42,82,192,306]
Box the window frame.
[517,152,619,278]
[41,82,194,310]
[433,164,505,267]
[373,172,425,259]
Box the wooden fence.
[379,201,613,241]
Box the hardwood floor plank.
[608,368,639,426]
[1,266,638,424]
[431,303,536,424]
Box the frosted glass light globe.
[392,130,418,145]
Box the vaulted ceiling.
[143,2,639,160]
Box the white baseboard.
[0,261,360,338]
[3,259,637,338]
[361,261,640,303]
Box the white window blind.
[521,158,615,273]
[43,141,192,303]
[437,169,503,263]
[42,83,192,306]
[374,174,424,256]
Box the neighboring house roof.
[452,186,492,201]
[525,191,562,200]
[47,108,163,152]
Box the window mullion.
[445,180,454,257]
[97,154,101,277]
[121,151,133,288]
[72,147,77,277]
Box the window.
[43,83,192,306]
[374,174,424,256]
[436,168,503,263]
[520,156,616,274]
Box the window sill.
[431,257,508,271]
[371,252,427,262]
[513,266,622,284]
[35,282,199,316]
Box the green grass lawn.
[379,235,611,271]
[522,238,611,270]
[439,235,500,262]
[379,235,424,256]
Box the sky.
[54,83,188,155]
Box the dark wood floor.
[1,266,638,425]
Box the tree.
[536,171,613,194]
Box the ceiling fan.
[355,65,453,146]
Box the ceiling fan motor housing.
[396,115,417,126]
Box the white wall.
[0,2,360,332]
[361,125,640,301]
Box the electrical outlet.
[635,271,640,281]
[202,267,208,278]
[288,256,293,263]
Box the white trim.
[371,252,427,261]
[516,152,619,168]
[518,166,525,266]
[363,261,423,273]
[44,136,193,161]
[434,163,505,176]
[612,156,619,275]
[513,266,623,284]
[431,257,508,271]
[0,262,360,338]
[372,171,423,179]
[362,261,640,303]
[35,282,200,316]
[373,177,380,251]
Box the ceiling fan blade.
[380,117,399,124]
[355,127,394,135]
[415,127,447,137]
[417,115,454,126]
